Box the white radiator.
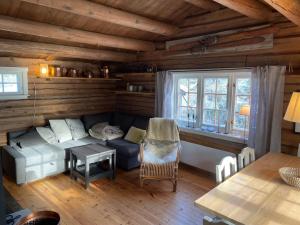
[180,141,236,174]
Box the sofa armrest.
[1,145,26,184]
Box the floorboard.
[4,164,216,225]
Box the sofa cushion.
[82,112,112,130]
[36,127,58,144]
[10,129,47,149]
[124,126,146,144]
[106,138,139,157]
[65,118,88,140]
[49,120,73,143]
[54,136,105,161]
[111,112,135,134]
[132,116,149,130]
[16,144,65,167]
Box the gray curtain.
[248,66,286,157]
[155,71,174,118]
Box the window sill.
[180,127,247,144]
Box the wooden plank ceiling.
[0,0,299,63]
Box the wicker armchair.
[139,118,180,192]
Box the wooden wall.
[282,71,300,155]
[0,57,117,146]
[115,73,155,117]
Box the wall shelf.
[31,76,121,81]
[115,91,155,96]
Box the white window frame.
[172,69,251,141]
[0,67,29,100]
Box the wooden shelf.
[32,76,121,81]
[115,91,155,96]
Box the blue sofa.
[1,112,149,184]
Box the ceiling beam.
[0,38,137,62]
[0,16,155,52]
[262,0,300,27]
[184,0,222,11]
[211,0,273,20]
[21,0,178,36]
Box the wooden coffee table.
[68,144,116,189]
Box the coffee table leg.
[113,152,116,179]
[85,160,90,189]
[70,151,73,179]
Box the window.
[176,78,198,127]
[0,67,28,100]
[173,70,251,139]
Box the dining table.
[195,153,300,225]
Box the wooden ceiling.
[0,0,299,63]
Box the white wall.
[180,141,236,174]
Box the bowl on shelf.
[279,167,300,188]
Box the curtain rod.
[167,67,253,73]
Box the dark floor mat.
[4,187,22,214]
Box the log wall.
[0,57,117,146]
[115,73,155,117]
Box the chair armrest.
[1,145,26,184]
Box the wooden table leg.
[70,151,73,179]
[113,152,116,179]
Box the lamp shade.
[284,92,300,123]
[239,104,250,116]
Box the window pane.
[178,107,188,121]
[189,79,198,92]
[4,83,18,92]
[0,74,2,82]
[204,78,216,93]
[3,74,18,83]
[217,110,227,127]
[216,95,227,110]
[203,109,215,125]
[188,108,197,121]
[179,92,188,106]
[234,113,246,130]
[0,84,2,92]
[189,94,197,107]
[203,94,215,109]
[236,78,251,95]
[217,78,228,94]
[235,96,250,112]
[179,79,188,94]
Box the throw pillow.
[49,119,73,143]
[124,126,146,144]
[102,125,124,140]
[65,119,88,140]
[89,122,109,140]
[36,127,58,144]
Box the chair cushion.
[106,138,139,157]
[132,116,149,130]
[82,112,112,130]
[111,112,135,133]
[65,118,89,140]
[143,141,178,164]
[49,119,73,143]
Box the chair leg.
[173,180,177,192]
[140,177,144,188]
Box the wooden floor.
[4,164,216,225]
